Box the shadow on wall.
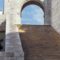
[5,32,24,57]
[0,39,4,51]
[0,21,6,31]
[44,0,52,25]
[0,21,5,51]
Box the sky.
[22,5,44,25]
[0,0,4,11]
[0,1,44,25]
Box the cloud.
[0,11,2,15]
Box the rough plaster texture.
[51,0,60,34]
[5,0,24,60]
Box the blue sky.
[0,1,44,25]
[0,0,4,11]
[22,5,44,25]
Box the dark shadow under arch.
[21,1,44,12]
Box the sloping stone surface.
[20,25,60,60]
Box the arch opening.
[21,4,44,25]
[21,1,44,12]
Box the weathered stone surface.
[51,0,60,34]
[5,0,24,60]
[5,20,24,60]
[20,25,60,60]
[0,15,5,32]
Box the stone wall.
[0,15,5,31]
[51,0,60,34]
[44,0,51,25]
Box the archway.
[21,1,44,12]
[21,4,44,25]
